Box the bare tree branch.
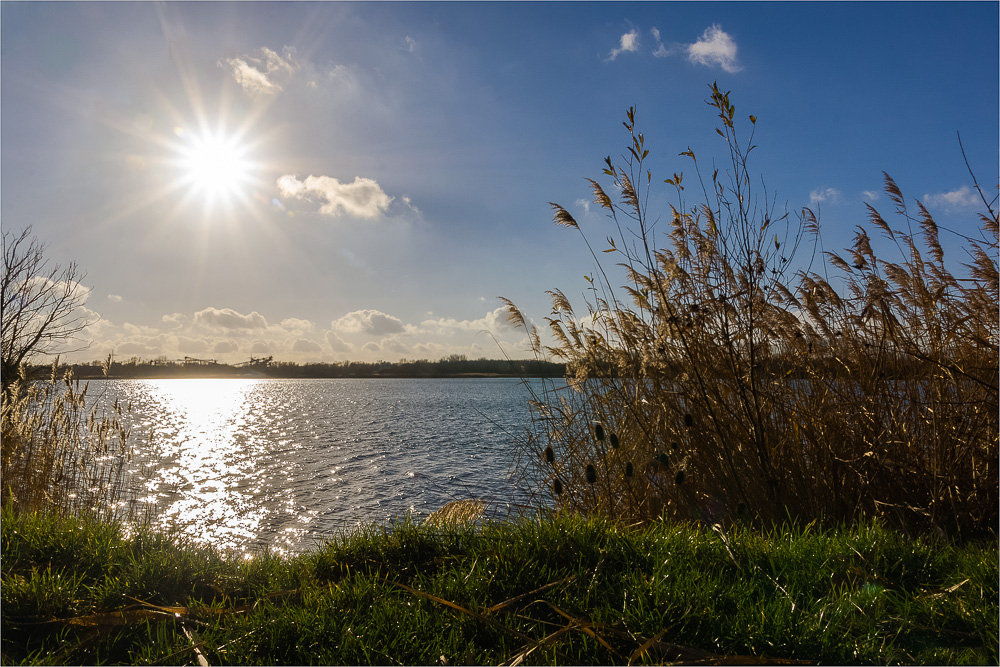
[2,227,95,388]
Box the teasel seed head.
[585,463,597,484]
[684,413,693,428]
[544,445,555,463]
[675,470,685,485]
[594,423,605,441]
[609,432,619,448]
[553,478,563,495]
[625,461,634,478]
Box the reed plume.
[506,85,997,539]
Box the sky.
[2,1,997,365]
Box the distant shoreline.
[30,358,566,381]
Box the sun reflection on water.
[137,379,294,554]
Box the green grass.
[2,504,996,665]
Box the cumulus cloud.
[219,46,299,97]
[810,187,842,206]
[688,24,741,73]
[176,336,209,354]
[193,307,268,331]
[607,29,640,61]
[292,339,323,354]
[107,294,123,303]
[277,174,394,219]
[325,331,352,353]
[250,341,272,354]
[331,309,406,336]
[118,341,162,356]
[161,312,187,329]
[281,318,315,334]
[124,322,159,336]
[863,190,880,201]
[923,185,980,210]
[419,307,516,336]
[213,340,238,354]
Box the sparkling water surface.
[84,378,547,555]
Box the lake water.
[84,378,550,555]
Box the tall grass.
[505,85,998,539]
[1,357,137,520]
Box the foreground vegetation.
[506,85,998,540]
[2,506,996,666]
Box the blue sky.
[2,1,997,364]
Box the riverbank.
[2,506,996,665]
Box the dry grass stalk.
[506,85,997,539]
[425,498,488,527]
[1,357,137,519]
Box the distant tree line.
[38,354,566,380]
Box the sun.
[173,126,254,204]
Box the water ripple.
[85,377,545,554]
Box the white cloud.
[194,307,268,331]
[292,339,323,354]
[331,309,406,336]
[176,336,209,354]
[250,341,272,354]
[419,307,516,336]
[64,300,539,365]
[19,275,90,306]
[607,29,640,61]
[651,27,674,58]
[863,190,880,201]
[118,341,162,356]
[219,46,299,97]
[162,312,187,328]
[124,322,159,336]
[277,174,394,219]
[325,331,352,353]
[280,318,315,334]
[809,187,842,206]
[403,36,417,52]
[213,340,238,354]
[687,24,741,73]
[107,294,123,303]
[923,185,980,210]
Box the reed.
[505,84,998,539]
[1,357,137,520]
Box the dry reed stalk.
[1,358,138,519]
[505,86,998,539]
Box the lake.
[83,378,551,555]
